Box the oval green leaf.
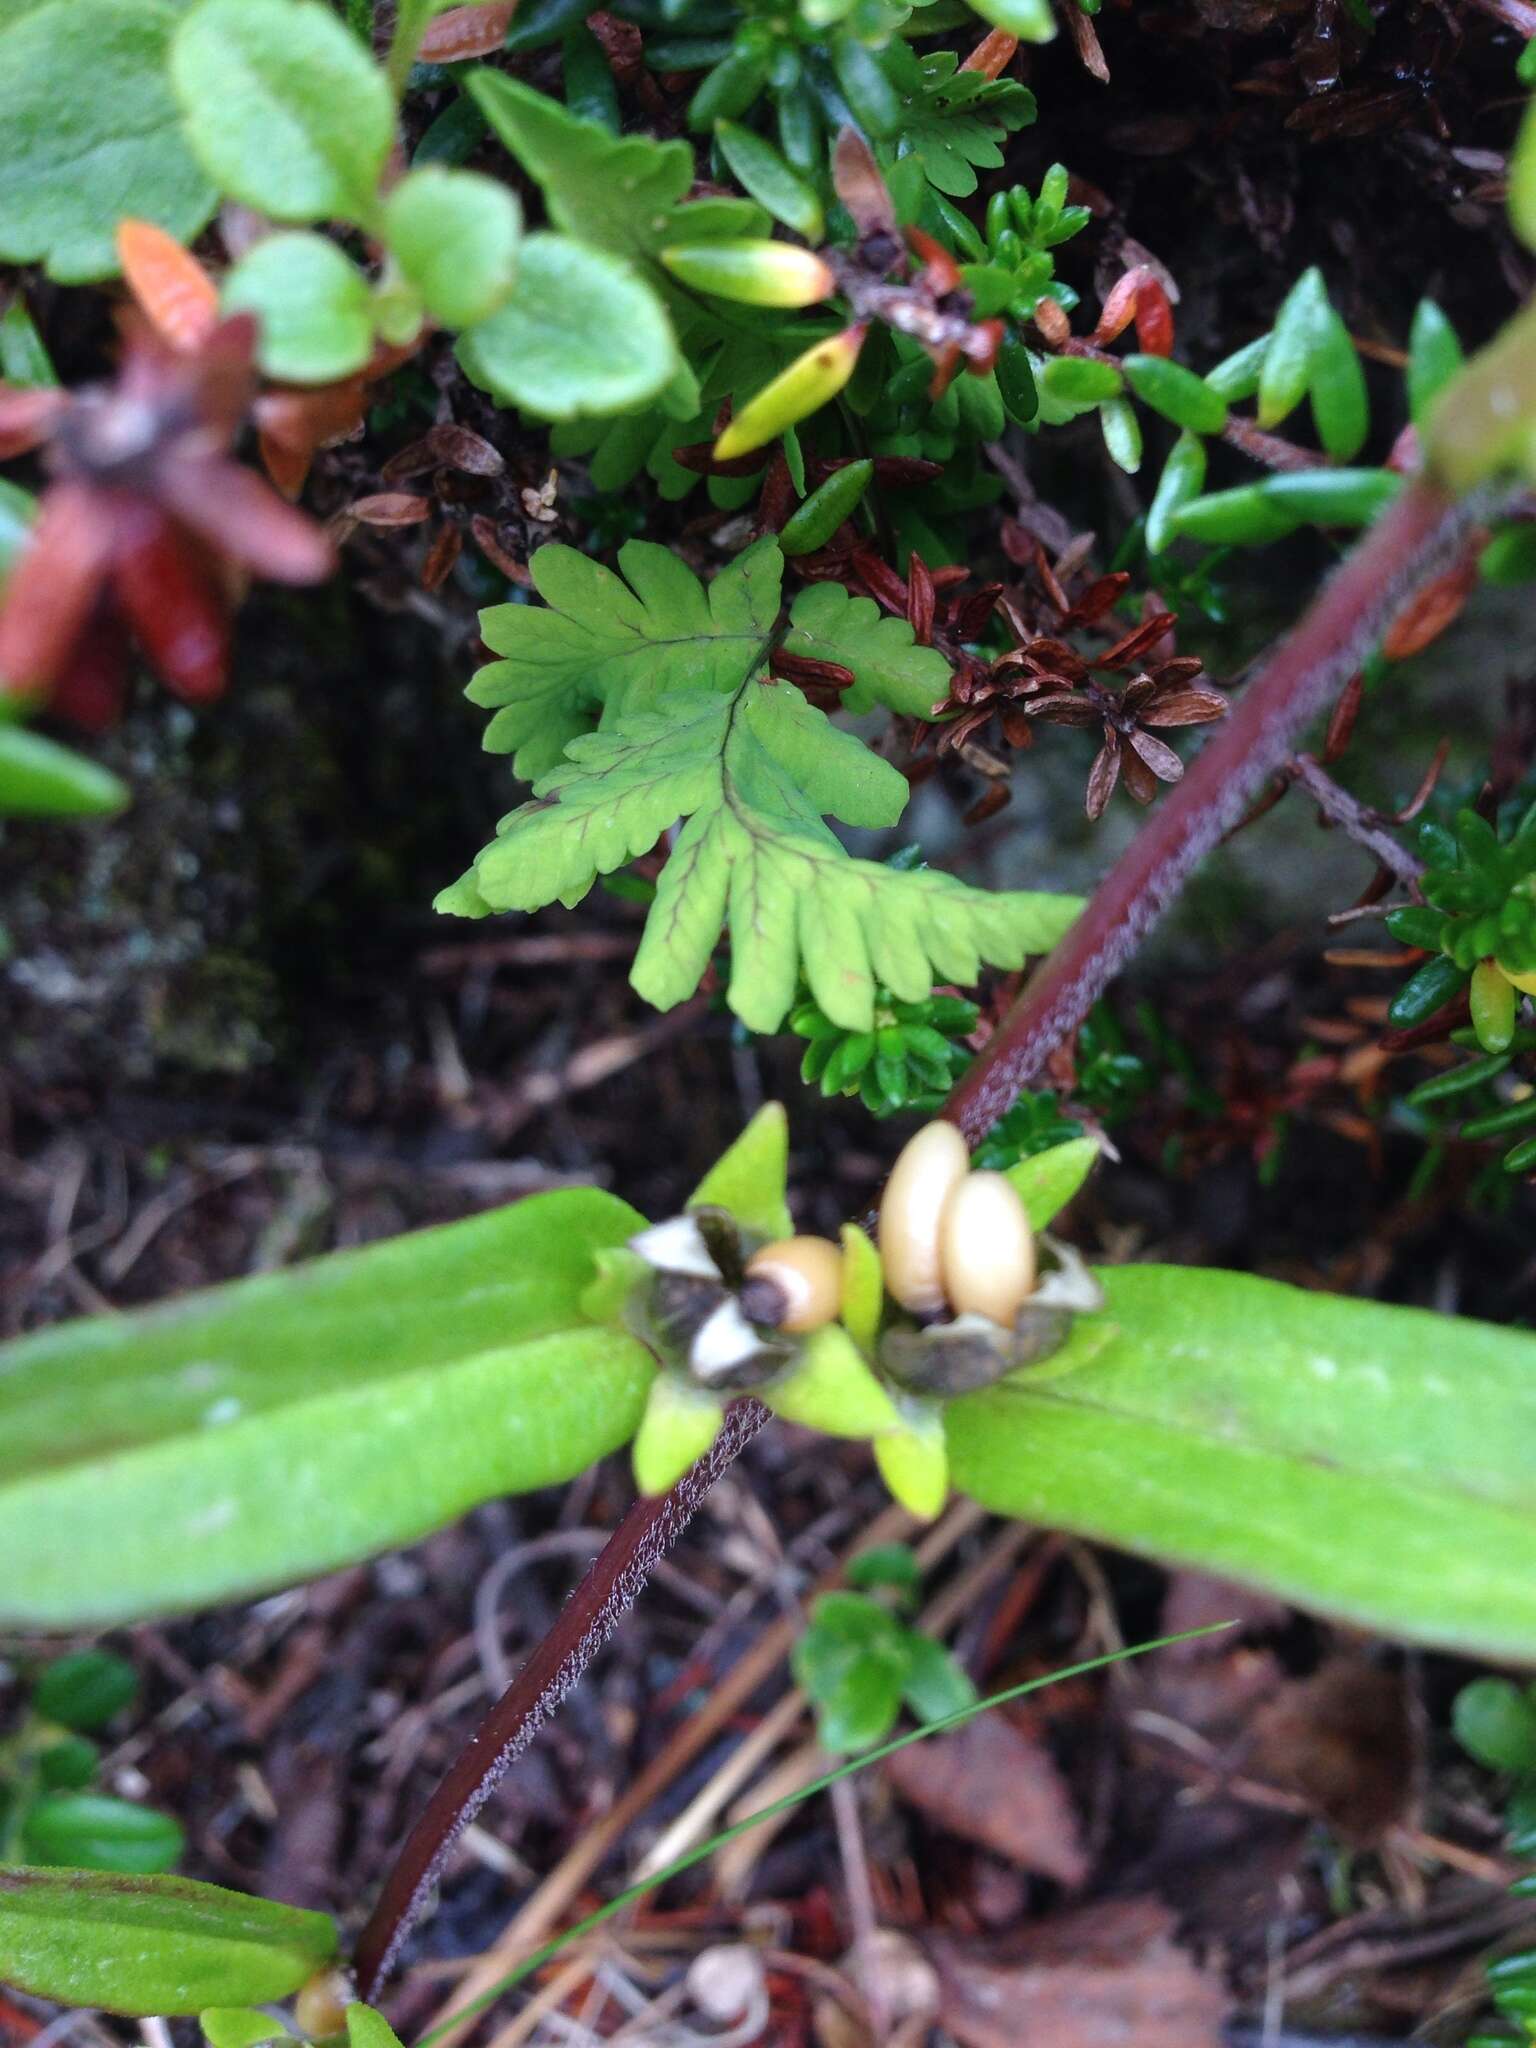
[948,1264,1536,1658]
[383,165,522,330]
[0,725,128,818]
[21,1793,185,1875]
[223,232,376,384]
[0,1867,337,2016]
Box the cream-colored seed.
[878,1120,970,1314]
[743,1235,843,1332]
[294,1967,353,2041]
[939,1170,1036,1326]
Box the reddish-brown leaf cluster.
[0,315,333,728]
[336,420,533,590]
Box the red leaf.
[117,220,220,352]
[112,503,229,702]
[0,383,65,459]
[418,1,514,60]
[0,482,113,695]
[161,457,335,583]
[50,607,130,730]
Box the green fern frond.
[784,582,952,717]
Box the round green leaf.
[223,232,376,384]
[0,0,216,282]
[0,726,128,819]
[37,1737,101,1790]
[1455,1677,1536,1775]
[34,1650,138,1732]
[0,1868,337,2016]
[457,232,677,418]
[383,166,521,330]
[171,0,394,226]
[21,1793,185,1875]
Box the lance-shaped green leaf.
[947,1265,1536,1658]
[0,724,128,817]
[0,1189,651,1624]
[0,1868,337,2015]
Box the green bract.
[171,0,395,225]
[0,0,216,281]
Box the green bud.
[715,324,868,459]
[660,239,835,308]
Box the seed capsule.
[940,1170,1036,1327]
[294,1967,353,2040]
[742,1235,843,1332]
[879,1120,969,1315]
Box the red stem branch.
[943,477,1489,1142]
[353,1398,770,1999]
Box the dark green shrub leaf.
[457,232,677,417]
[0,0,216,282]
[845,1543,922,1594]
[0,726,129,819]
[1454,1677,1536,1775]
[1146,431,1207,557]
[382,166,521,329]
[171,0,395,226]
[222,233,376,384]
[948,1265,1536,1657]
[21,1794,185,1875]
[715,120,823,241]
[37,1738,101,1791]
[995,331,1039,423]
[1123,355,1228,436]
[780,460,874,556]
[0,1868,337,2016]
[1387,952,1466,1027]
[1172,484,1297,547]
[1258,467,1401,527]
[0,1188,651,1624]
[35,1650,138,1732]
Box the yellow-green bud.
[715,324,868,461]
[660,239,836,309]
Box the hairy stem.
[354,1399,770,1998]
[944,477,1493,1142]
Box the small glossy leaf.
[996,331,1039,423]
[1454,1677,1536,1775]
[689,1102,792,1240]
[35,1650,138,1732]
[0,725,128,818]
[1001,1136,1098,1231]
[0,1868,337,2016]
[838,1222,884,1354]
[1204,332,1269,401]
[1387,951,1465,1028]
[659,239,833,308]
[631,1375,723,1496]
[171,0,395,226]
[0,1189,650,1625]
[1172,483,1297,547]
[715,326,867,460]
[383,166,521,329]
[1099,395,1142,474]
[780,459,874,555]
[0,0,216,283]
[37,1737,100,1790]
[1039,355,1123,406]
[21,1793,185,1875]
[1471,958,1517,1054]
[900,1631,978,1722]
[1308,308,1369,460]
[948,1265,1536,1656]
[200,2009,290,2048]
[347,2009,407,2048]
[223,233,376,384]
[1258,267,1328,429]
[845,1543,921,1594]
[1407,300,1465,430]
[1123,354,1228,436]
[1146,430,1207,557]
[457,231,677,418]
[874,1410,949,1518]
[1259,467,1401,527]
[715,122,823,242]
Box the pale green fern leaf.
[784,583,953,717]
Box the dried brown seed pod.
[939,1170,1036,1326]
[879,1120,969,1314]
[742,1236,843,1332]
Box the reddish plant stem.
[353,1399,770,1999]
[944,477,1489,1143]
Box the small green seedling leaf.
[1002,1135,1099,1230]
[34,1650,138,1732]
[845,1543,922,1595]
[0,0,216,282]
[1455,1677,1536,1776]
[37,1737,100,1790]
[457,232,677,417]
[900,1632,979,1723]
[223,233,376,384]
[172,0,395,226]
[689,1102,792,1239]
[383,166,521,329]
[0,1868,337,2016]
[21,1793,185,1875]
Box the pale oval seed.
[939,1170,1036,1327]
[878,1121,970,1314]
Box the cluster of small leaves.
[791,1545,976,1751]
[1389,803,1536,1063]
[0,1651,182,1876]
[1400,1025,1536,1180]
[790,983,980,1116]
[1454,1678,1536,2045]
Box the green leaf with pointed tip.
[0,1189,650,1625]
[875,1403,949,1518]
[0,1869,336,2016]
[1407,300,1464,432]
[768,1324,900,1437]
[838,1222,884,1354]
[1258,267,1329,430]
[1001,1136,1099,1230]
[632,1375,725,1495]
[783,582,953,717]
[948,1265,1536,1658]
[690,1102,791,1238]
[172,0,393,227]
[0,725,125,818]
[346,2006,407,2048]
[0,0,216,283]
[457,232,676,419]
